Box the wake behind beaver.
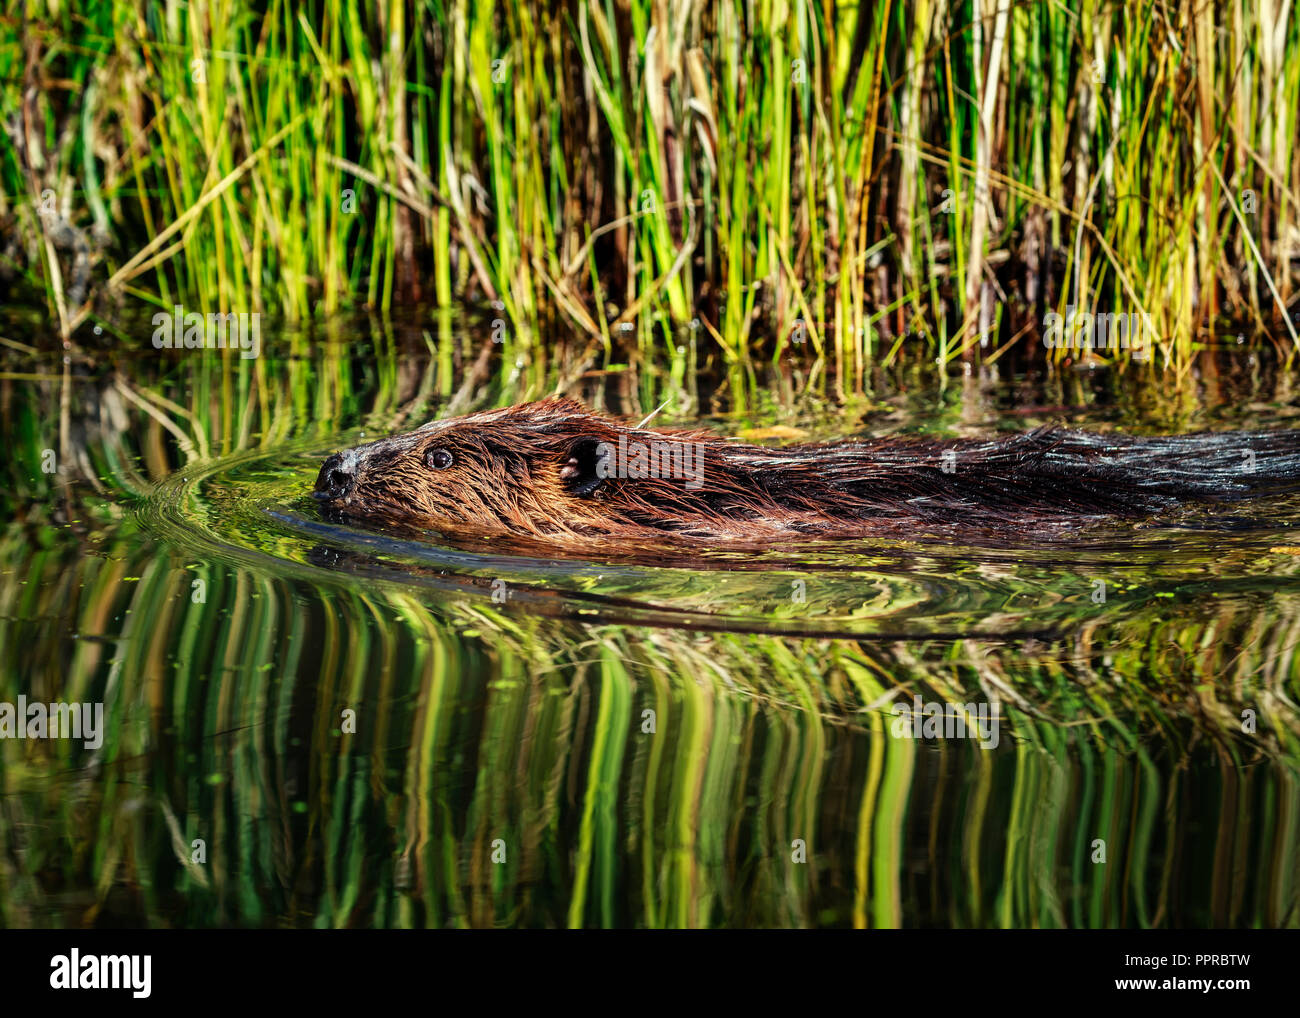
[311,398,1300,543]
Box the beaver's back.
[314,398,1300,540]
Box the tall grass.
[3,1,1298,384]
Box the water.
[2,316,1298,928]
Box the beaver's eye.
[425,448,454,470]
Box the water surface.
[2,316,1297,927]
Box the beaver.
[311,397,1300,542]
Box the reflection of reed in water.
[1,330,1298,928]
[0,527,1296,929]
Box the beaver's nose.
[313,450,358,501]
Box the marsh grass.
[3,1,1299,391]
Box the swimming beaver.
[311,397,1300,542]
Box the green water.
[2,316,1298,928]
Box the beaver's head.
[311,397,701,537]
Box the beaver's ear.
[557,437,607,498]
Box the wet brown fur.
[312,397,1300,543]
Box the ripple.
[134,441,1300,640]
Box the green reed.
[3,1,1298,387]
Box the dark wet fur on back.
[312,398,1300,542]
